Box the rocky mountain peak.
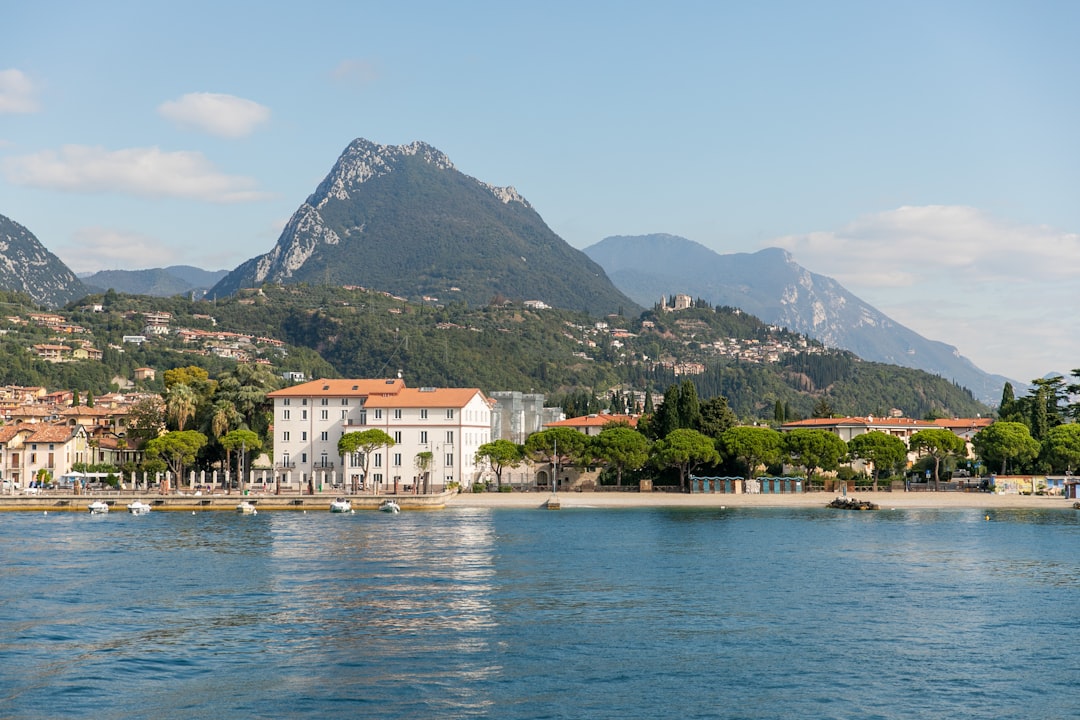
[0,213,86,307]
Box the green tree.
[783,428,847,486]
[414,451,433,493]
[475,439,525,489]
[698,395,738,438]
[972,421,1040,475]
[1040,423,1080,473]
[338,429,395,493]
[592,425,650,487]
[221,428,261,493]
[143,430,208,490]
[124,395,166,444]
[718,426,782,478]
[909,428,967,490]
[848,431,907,491]
[165,383,198,432]
[652,428,720,492]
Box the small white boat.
[88,500,110,515]
[379,499,401,514]
[127,500,152,515]
[329,497,352,513]
[236,501,258,515]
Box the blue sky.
[3,0,1079,385]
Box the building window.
[420,431,428,444]
[302,410,308,420]
[282,453,290,467]
[447,408,454,419]
[321,398,329,406]
[301,432,307,441]
[283,409,290,420]
[283,431,290,442]
[320,431,328,441]
[341,398,349,406]
[393,453,402,466]
[321,410,328,420]
[374,454,382,468]
[283,398,291,406]
[393,431,402,443]
[394,409,402,420]
[342,410,348,420]
[351,452,363,467]
[446,431,454,443]
[420,409,428,419]
[445,453,453,467]
[374,409,382,420]
[302,399,308,406]
[301,453,307,463]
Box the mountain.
[210,139,639,317]
[0,213,87,307]
[80,266,229,297]
[584,233,1013,405]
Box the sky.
[3,0,1080,385]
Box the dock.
[0,490,455,513]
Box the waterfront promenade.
[0,488,1072,512]
[445,489,1076,510]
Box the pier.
[0,490,455,513]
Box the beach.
[446,489,1077,510]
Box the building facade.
[267,379,492,493]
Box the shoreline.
[446,490,1078,510]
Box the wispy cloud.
[0,69,39,114]
[2,144,269,202]
[58,227,176,273]
[768,205,1080,381]
[157,92,270,138]
[331,59,379,86]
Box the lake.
[1,506,1078,719]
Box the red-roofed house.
[545,412,639,436]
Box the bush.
[471,482,486,493]
[498,484,514,493]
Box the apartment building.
[267,379,492,493]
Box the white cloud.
[0,69,39,114]
[767,205,1080,382]
[157,92,270,138]
[58,227,177,273]
[2,144,269,202]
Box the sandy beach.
[446,490,1077,510]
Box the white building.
[266,379,491,493]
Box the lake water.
[2,505,1078,719]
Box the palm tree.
[165,383,197,432]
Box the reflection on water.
[1,506,1080,719]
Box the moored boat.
[330,497,352,513]
[236,501,258,515]
[379,499,400,514]
[88,500,110,514]
[127,500,152,515]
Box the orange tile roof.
[548,413,639,428]
[782,416,938,430]
[363,388,485,409]
[933,418,993,430]
[267,378,405,398]
[27,424,79,443]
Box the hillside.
[9,284,987,421]
[211,139,639,317]
[585,233,1014,404]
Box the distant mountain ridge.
[584,233,1013,405]
[80,266,229,297]
[0,213,86,307]
[211,138,639,317]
